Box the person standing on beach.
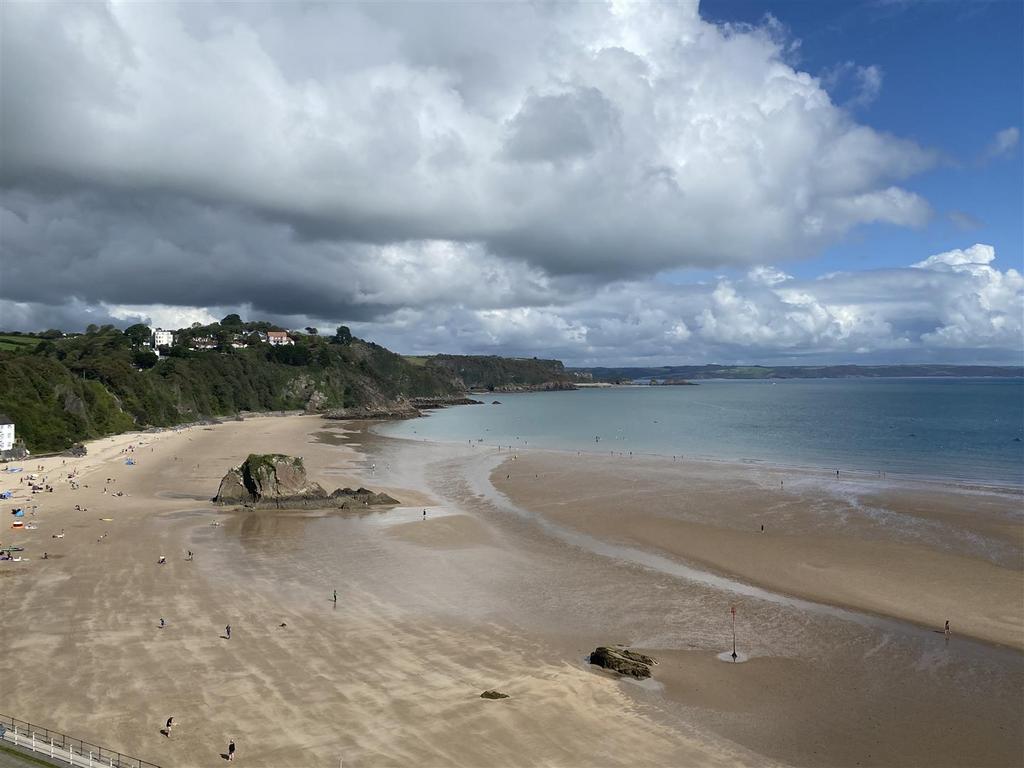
[225,624,231,639]
[165,717,173,737]
[228,740,236,761]
[945,620,950,637]
[333,589,337,604]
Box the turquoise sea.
[379,379,1024,487]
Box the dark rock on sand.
[329,487,400,506]
[214,454,399,509]
[589,646,657,679]
[214,454,325,504]
[480,690,509,699]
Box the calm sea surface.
[379,379,1024,487]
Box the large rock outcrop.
[215,454,326,504]
[589,647,657,679]
[214,454,399,509]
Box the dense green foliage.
[0,325,457,452]
[421,355,571,390]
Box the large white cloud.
[1,0,933,281]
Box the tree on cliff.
[334,326,352,345]
[123,323,152,348]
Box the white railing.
[0,716,160,768]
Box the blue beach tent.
[0,491,11,499]
[11,509,24,517]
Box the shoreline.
[371,421,1024,498]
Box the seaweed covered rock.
[329,487,400,506]
[480,690,509,699]
[589,647,657,679]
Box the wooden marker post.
[731,605,737,661]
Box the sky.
[0,0,1021,366]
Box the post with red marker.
[730,604,738,661]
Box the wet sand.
[0,415,1021,767]
[493,451,1023,649]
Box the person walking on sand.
[228,740,236,761]
[945,620,950,637]
[333,589,337,604]
[165,717,173,737]
[225,624,231,639]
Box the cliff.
[0,327,459,452]
[416,355,578,392]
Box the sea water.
[378,378,1024,487]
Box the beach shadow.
[220,754,231,761]
[160,729,169,737]
[220,635,230,640]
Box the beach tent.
[126,459,136,466]
[0,491,11,499]
[11,509,23,517]
[11,522,23,529]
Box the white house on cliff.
[152,328,174,348]
[267,331,294,346]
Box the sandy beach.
[1,414,1021,767]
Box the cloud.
[821,61,884,109]
[344,243,1023,365]
[983,127,1020,160]
[4,242,1019,366]
[947,210,982,231]
[1,1,933,285]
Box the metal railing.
[0,713,160,768]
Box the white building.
[267,331,294,346]
[0,414,14,452]
[152,328,174,348]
